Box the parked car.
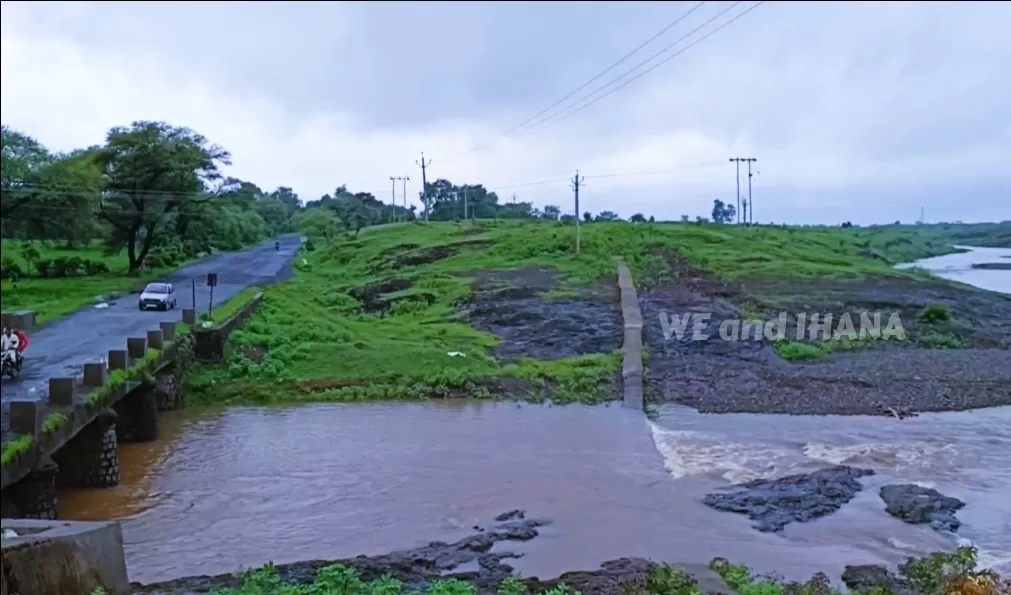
[138,282,178,311]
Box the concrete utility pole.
[463,187,469,221]
[730,157,756,224]
[511,193,517,204]
[400,175,410,222]
[389,176,401,223]
[571,170,585,255]
[415,152,432,221]
[746,158,756,224]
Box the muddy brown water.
[59,247,1010,585]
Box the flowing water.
[59,247,1011,585]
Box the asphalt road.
[0,234,303,406]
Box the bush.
[920,304,953,324]
[33,257,110,278]
[1,257,23,279]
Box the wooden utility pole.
[571,171,584,255]
[415,152,432,221]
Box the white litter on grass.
[94,303,110,309]
[447,351,466,357]
[200,321,214,328]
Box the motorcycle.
[275,241,280,251]
[1,350,22,380]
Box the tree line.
[3,119,757,277]
[1,122,304,275]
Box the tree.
[542,205,561,220]
[629,213,646,223]
[295,208,342,244]
[331,192,375,236]
[583,211,593,222]
[95,121,230,271]
[711,199,736,224]
[681,214,690,222]
[595,211,620,222]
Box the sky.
[1,1,1009,224]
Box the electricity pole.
[729,158,742,223]
[746,158,756,224]
[463,187,469,221]
[571,170,584,255]
[511,193,517,204]
[400,175,410,222]
[389,176,401,223]
[730,157,756,224]
[415,152,432,221]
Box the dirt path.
[640,251,1011,415]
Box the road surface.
[0,234,303,410]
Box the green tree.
[94,121,230,271]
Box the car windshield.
[144,284,169,294]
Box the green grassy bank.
[0,239,200,323]
[186,220,965,406]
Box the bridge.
[0,235,301,518]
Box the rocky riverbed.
[131,508,997,595]
[640,250,1011,415]
[130,510,733,595]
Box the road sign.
[207,273,218,287]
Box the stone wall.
[192,293,263,364]
[52,412,120,489]
[0,458,58,520]
[617,262,645,410]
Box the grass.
[201,287,263,326]
[161,546,1005,595]
[185,220,966,406]
[0,239,188,323]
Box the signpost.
[207,273,218,315]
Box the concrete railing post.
[48,377,77,407]
[146,329,164,350]
[107,350,128,371]
[126,337,147,359]
[9,401,41,435]
[159,321,177,341]
[82,363,108,388]
[182,308,196,325]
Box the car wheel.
[139,303,145,311]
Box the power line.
[451,1,709,158]
[0,161,729,215]
[515,1,763,139]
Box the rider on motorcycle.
[275,240,280,250]
[1,327,22,371]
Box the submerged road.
[0,234,303,420]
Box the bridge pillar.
[0,458,59,519]
[53,413,120,489]
[113,385,159,443]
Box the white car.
[139,282,178,311]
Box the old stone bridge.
[0,297,261,520]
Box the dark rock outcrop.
[841,564,916,595]
[702,465,875,532]
[879,484,966,532]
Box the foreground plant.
[200,547,1005,595]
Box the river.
[59,246,1011,585]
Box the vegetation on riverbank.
[185,219,982,406]
[1,123,301,322]
[173,546,1007,595]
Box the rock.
[702,465,875,532]
[842,564,915,595]
[1,519,131,595]
[879,484,965,532]
[131,510,737,595]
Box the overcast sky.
[2,1,1009,224]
